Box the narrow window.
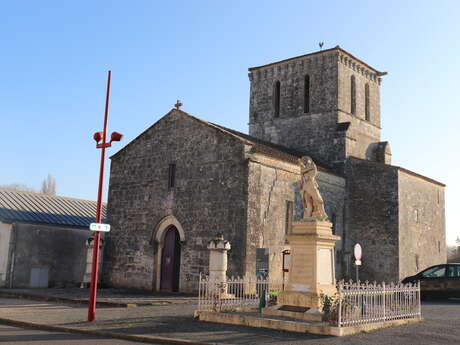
[285,200,294,235]
[350,75,356,115]
[304,75,310,113]
[273,80,280,118]
[365,83,370,121]
[168,163,176,189]
[331,213,337,235]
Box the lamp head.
[110,131,123,142]
[93,131,103,143]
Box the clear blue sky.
[0,1,458,243]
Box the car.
[401,263,460,299]
[256,269,268,280]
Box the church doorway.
[160,226,181,292]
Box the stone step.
[261,306,323,322]
[196,310,334,336]
[195,310,422,337]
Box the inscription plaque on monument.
[317,248,333,285]
[291,251,311,280]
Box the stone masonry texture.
[104,110,249,292]
[105,46,446,291]
[248,47,385,167]
[344,158,400,282]
[245,156,346,283]
[398,170,446,279]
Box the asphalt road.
[0,298,459,344]
[0,324,167,345]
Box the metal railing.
[336,280,421,327]
[197,275,421,328]
[197,274,284,312]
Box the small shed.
[0,188,106,288]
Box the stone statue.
[299,156,328,221]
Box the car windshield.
[421,266,446,278]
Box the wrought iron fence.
[197,275,421,328]
[197,274,284,312]
[336,280,421,327]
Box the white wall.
[0,222,12,287]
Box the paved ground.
[0,297,459,344]
[0,288,196,307]
[0,324,165,344]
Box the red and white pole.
[87,71,112,322]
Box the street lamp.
[87,70,123,322]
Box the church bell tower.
[248,46,390,167]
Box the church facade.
[104,47,446,292]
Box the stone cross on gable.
[174,100,183,110]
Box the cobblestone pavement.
[0,297,459,344]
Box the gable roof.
[0,188,106,228]
[209,123,306,163]
[111,109,339,175]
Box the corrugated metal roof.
[0,188,106,228]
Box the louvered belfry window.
[273,80,280,118]
[365,83,370,121]
[304,74,310,113]
[351,75,356,115]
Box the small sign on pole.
[354,243,362,282]
[90,223,111,232]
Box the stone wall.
[248,50,342,167]
[344,158,400,282]
[398,170,446,279]
[336,52,382,162]
[337,56,381,128]
[246,156,297,283]
[246,154,346,282]
[105,110,249,292]
[248,48,385,166]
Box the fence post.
[198,273,202,311]
[338,281,342,328]
[417,281,421,319]
[382,281,386,322]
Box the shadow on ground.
[62,315,329,344]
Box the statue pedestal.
[277,219,340,313]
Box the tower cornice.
[248,46,387,85]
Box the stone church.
[104,46,446,292]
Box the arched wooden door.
[160,226,181,292]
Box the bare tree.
[41,174,56,196]
[447,238,460,263]
[0,183,36,193]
